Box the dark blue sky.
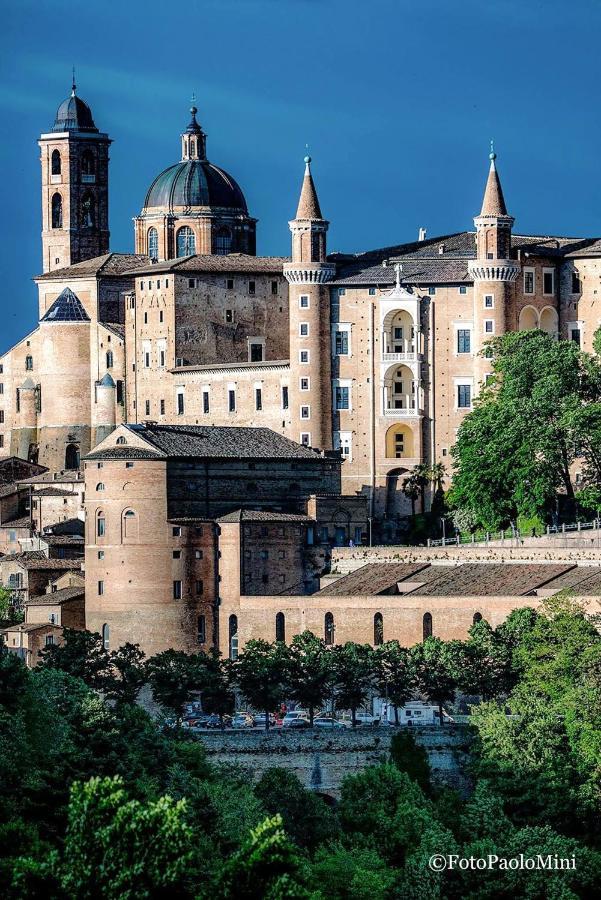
[2,0,601,353]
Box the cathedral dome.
[52,84,97,133]
[143,160,248,214]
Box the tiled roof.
[0,517,30,529]
[480,158,508,216]
[124,254,288,276]
[36,253,148,280]
[101,322,125,340]
[18,472,84,485]
[85,446,166,461]
[25,586,84,605]
[315,562,431,596]
[414,563,573,597]
[0,551,82,571]
[42,518,84,537]
[0,483,22,499]
[34,487,77,497]
[42,534,84,545]
[296,161,322,219]
[1,623,62,634]
[90,424,330,462]
[171,360,289,374]
[542,567,601,596]
[217,509,314,523]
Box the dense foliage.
[1,599,600,897]
[450,329,601,530]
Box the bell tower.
[468,145,520,385]
[39,76,111,273]
[284,156,335,450]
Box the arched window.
[213,226,232,256]
[25,355,33,371]
[81,149,95,176]
[51,193,63,229]
[311,231,321,262]
[102,623,110,650]
[423,612,433,641]
[325,612,335,646]
[65,444,80,470]
[51,149,61,175]
[176,226,196,257]
[374,612,384,646]
[473,612,483,625]
[116,436,127,445]
[106,351,113,369]
[147,227,159,261]
[81,193,95,228]
[122,509,138,540]
[96,483,105,491]
[96,511,106,538]
[197,615,206,644]
[229,614,238,660]
[275,612,285,643]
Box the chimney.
[418,227,427,242]
[439,243,445,255]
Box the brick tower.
[39,77,111,273]
[468,145,520,387]
[284,156,335,450]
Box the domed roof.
[52,83,97,133]
[143,160,248,214]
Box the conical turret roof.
[480,149,508,217]
[295,156,323,219]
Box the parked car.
[284,717,311,729]
[253,713,277,728]
[282,710,309,728]
[205,714,232,729]
[184,714,210,728]
[313,718,346,729]
[339,712,378,727]
[232,713,255,728]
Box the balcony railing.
[382,351,422,363]
[382,407,421,418]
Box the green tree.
[452,619,515,700]
[105,642,146,705]
[254,768,340,852]
[233,639,290,730]
[389,731,432,794]
[450,330,601,529]
[287,631,332,725]
[146,649,206,719]
[38,628,110,690]
[410,637,456,725]
[218,814,309,899]
[198,650,235,726]
[0,646,29,711]
[372,640,414,724]
[402,473,420,518]
[60,776,194,899]
[331,642,375,727]
[309,844,395,900]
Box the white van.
[282,710,309,727]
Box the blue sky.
[2,0,601,352]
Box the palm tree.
[402,474,420,517]
[412,464,431,514]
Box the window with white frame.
[228,383,236,412]
[334,381,351,411]
[333,323,351,356]
[484,320,494,334]
[543,268,555,296]
[202,385,210,414]
[456,380,472,409]
[300,377,310,391]
[484,294,494,308]
[299,323,309,336]
[299,350,309,364]
[157,339,166,368]
[300,432,311,446]
[457,328,471,354]
[333,431,352,461]
[176,387,185,415]
[299,295,309,308]
[300,405,310,419]
[142,340,151,368]
[523,268,535,295]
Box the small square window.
[300,377,310,391]
[98,550,104,560]
[300,432,311,446]
[368,287,376,295]
[338,288,346,296]
[172,526,181,537]
[300,323,309,336]
[301,405,310,419]
[428,287,436,295]
[126,462,134,468]
[173,550,181,559]
[485,320,494,333]
[195,549,203,559]
[459,286,467,294]
[300,350,309,363]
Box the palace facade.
[1,82,601,534]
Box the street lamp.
[441,517,446,543]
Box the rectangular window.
[300,405,310,419]
[159,311,164,323]
[0,411,3,424]
[484,320,494,334]
[98,550,104,560]
[335,330,349,355]
[45,635,55,647]
[225,309,233,323]
[299,350,309,363]
[338,288,346,296]
[173,550,181,559]
[571,328,581,346]
[457,329,471,354]
[282,386,289,409]
[195,579,203,595]
[457,384,472,408]
[172,526,181,537]
[524,269,535,294]
[227,278,234,290]
[300,432,311,446]
[188,278,195,288]
[335,386,350,410]
[271,280,278,295]
[173,580,182,600]
[144,352,150,367]
[255,388,262,411]
[0,437,4,449]
[126,462,134,468]
[177,391,185,415]
[300,377,310,391]
[459,285,467,294]
[248,280,256,295]
[98,580,104,596]
[145,400,150,416]
[160,399,165,415]
[116,380,124,404]
[144,312,148,324]
[572,271,581,293]
[428,287,436,295]
[543,269,555,295]
[195,549,203,559]
[202,390,210,414]
[228,389,236,412]
[484,294,494,308]
[333,431,352,461]
[159,347,166,368]
[97,518,105,537]
[299,295,309,308]
[250,343,263,362]
[300,323,309,336]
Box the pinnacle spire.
[295,154,323,220]
[480,142,508,217]
[71,66,76,97]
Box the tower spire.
[181,96,206,160]
[480,141,508,216]
[71,66,76,97]
[296,154,323,219]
